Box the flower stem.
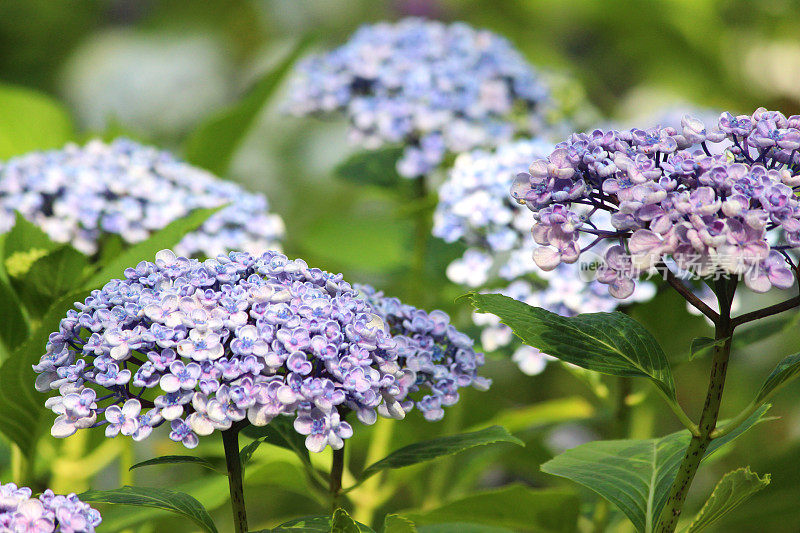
[222,425,248,533]
[657,279,736,533]
[330,444,346,512]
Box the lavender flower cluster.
[34,250,414,453]
[356,285,490,421]
[433,139,654,374]
[284,18,551,178]
[0,139,284,257]
[0,483,101,533]
[512,108,800,297]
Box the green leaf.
[359,426,523,481]
[3,212,59,267]
[85,206,222,288]
[417,526,512,533]
[754,352,800,405]
[265,514,375,532]
[470,396,595,433]
[334,147,404,188]
[242,416,311,468]
[384,514,418,533]
[184,37,313,175]
[128,455,225,475]
[0,274,29,355]
[402,485,579,533]
[79,486,218,533]
[0,83,74,159]
[0,289,89,453]
[540,406,771,533]
[685,467,770,533]
[12,245,89,317]
[689,337,729,360]
[332,508,362,533]
[240,438,266,469]
[467,293,676,399]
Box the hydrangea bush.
[0,483,101,533]
[284,18,552,178]
[0,139,284,257]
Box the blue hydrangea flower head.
[434,139,654,375]
[34,249,412,453]
[356,284,490,421]
[0,483,101,532]
[512,108,800,297]
[284,18,552,178]
[0,139,284,257]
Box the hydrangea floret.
[356,284,490,420]
[284,18,552,178]
[0,139,284,257]
[511,108,800,297]
[0,483,101,533]
[33,250,417,453]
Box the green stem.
[222,425,248,533]
[330,444,346,512]
[657,279,736,533]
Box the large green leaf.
[331,508,363,533]
[359,426,523,481]
[0,83,74,159]
[184,37,312,175]
[3,212,59,265]
[334,147,404,188]
[79,486,218,533]
[540,406,771,533]
[0,274,29,355]
[264,513,375,532]
[685,467,770,533]
[401,486,579,533]
[128,455,225,475]
[11,245,89,317]
[467,293,676,399]
[85,206,222,288]
[0,289,89,453]
[754,352,800,405]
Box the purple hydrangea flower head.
[434,139,655,374]
[0,139,284,256]
[34,249,415,452]
[0,483,101,532]
[284,18,554,178]
[356,285,490,421]
[512,108,800,296]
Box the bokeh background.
[1,1,800,531]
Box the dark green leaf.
[240,438,265,469]
[384,514,417,533]
[129,455,225,475]
[0,289,88,453]
[184,37,313,175]
[467,293,676,399]
[85,206,222,288]
[265,514,375,532]
[689,337,728,360]
[685,467,770,532]
[754,352,800,405]
[79,486,218,533]
[12,245,89,317]
[0,83,74,159]
[402,485,579,533]
[0,274,29,355]
[334,147,404,188]
[540,406,771,533]
[3,212,59,265]
[360,426,523,481]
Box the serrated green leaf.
[184,37,313,175]
[334,147,404,188]
[0,83,74,159]
[754,352,800,405]
[359,426,523,481]
[79,486,218,533]
[383,514,417,533]
[12,245,89,317]
[540,406,771,533]
[85,206,223,288]
[402,485,579,533]
[689,337,729,360]
[0,289,89,454]
[128,455,225,475]
[264,514,375,532]
[685,467,770,532]
[467,293,676,400]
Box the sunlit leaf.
[753,352,800,405]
